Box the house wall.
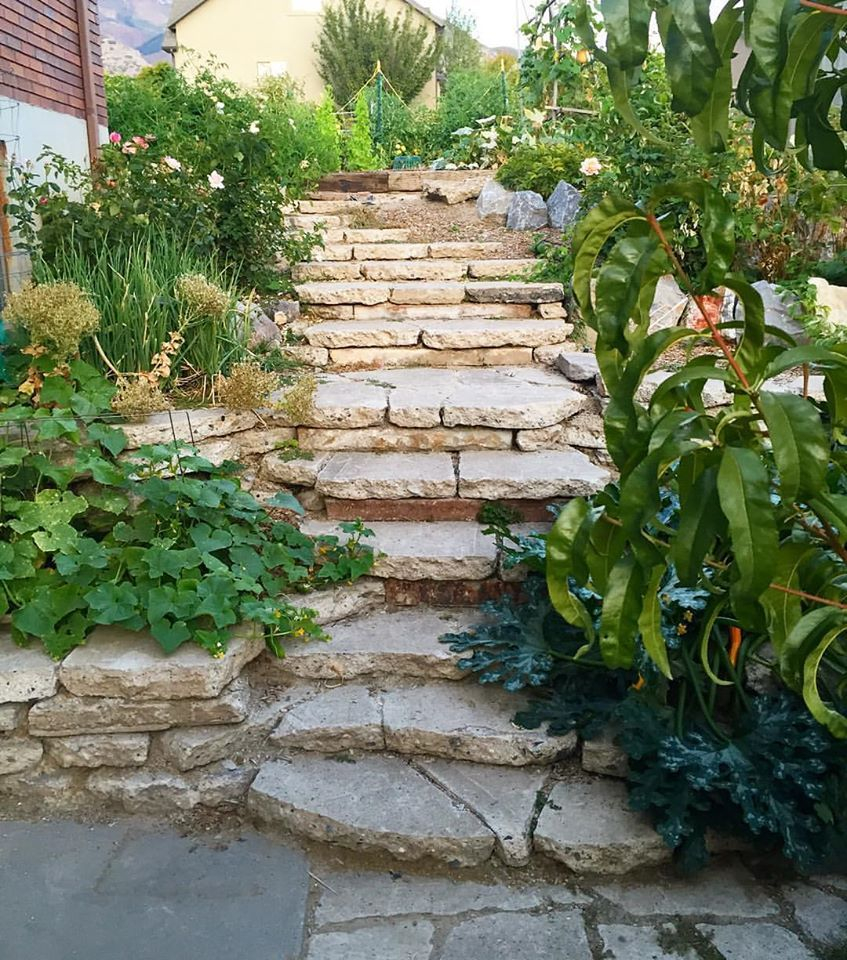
[173,0,439,106]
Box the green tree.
[346,90,378,170]
[441,2,482,75]
[315,0,441,106]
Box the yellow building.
[163,0,444,105]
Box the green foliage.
[315,0,440,106]
[441,2,482,75]
[427,68,518,156]
[0,345,374,659]
[345,91,379,171]
[314,89,343,173]
[497,142,586,198]
[519,0,585,108]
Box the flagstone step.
[292,259,545,283]
[247,752,669,870]
[264,607,477,683]
[300,319,572,349]
[294,281,565,307]
[267,681,577,766]
[313,242,509,261]
[271,366,590,431]
[271,450,608,501]
[331,302,539,321]
[320,228,411,244]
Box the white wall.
[1,97,108,292]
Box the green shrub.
[497,142,585,197]
[427,67,518,156]
[346,91,379,171]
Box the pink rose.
[109,132,122,144]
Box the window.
[291,0,323,11]
[257,61,288,79]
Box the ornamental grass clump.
[215,361,280,410]
[3,282,99,359]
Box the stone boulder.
[726,280,808,345]
[547,181,582,231]
[648,276,689,333]
[506,191,549,231]
[250,311,283,347]
[476,180,514,223]
[423,175,490,205]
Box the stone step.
[293,259,545,283]
[301,193,418,212]
[265,607,476,682]
[320,228,411,245]
[247,753,668,870]
[346,303,538,321]
[295,281,565,307]
[272,366,589,432]
[267,681,576,766]
[300,319,572,350]
[268,450,607,501]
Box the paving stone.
[305,304,355,320]
[261,451,328,486]
[582,730,629,778]
[595,862,778,917]
[315,452,457,499]
[465,281,563,304]
[0,738,43,775]
[303,320,422,348]
[816,874,847,894]
[416,758,548,865]
[292,262,362,282]
[87,762,255,812]
[28,677,250,736]
[344,228,410,243]
[556,351,601,381]
[313,870,582,925]
[517,411,607,451]
[295,282,391,305]
[230,426,297,456]
[297,425,513,452]
[599,924,698,960]
[361,260,467,282]
[60,628,264,701]
[429,241,503,259]
[696,923,816,960]
[266,608,472,681]
[636,371,731,407]
[354,301,533,321]
[329,346,534,370]
[325,496,558,523]
[535,779,671,874]
[288,214,343,230]
[159,688,312,770]
[275,377,387,428]
[352,243,430,260]
[306,921,434,960]
[440,912,591,960]
[467,258,540,279]
[420,318,570,349]
[248,754,495,866]
[782,882,847,944]
[0,704,24,732]
[383,681,576,766]
[458,449,609,499]
[120,408,259,449]
[270,684,384,752]
[538,301,569,319]
[0,640,59,703]
[390,281,466,305]
[313,242,353,261]
[283,579,386,626]
[44,733,149,768]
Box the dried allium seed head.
[3,282,100,359]
[111,378,171,417]
[174,273,231,319]
[215,361,280,410]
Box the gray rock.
[547,181,582,230]
[415,758,548,866]
[269,684,384,752]
[29,677,250,736]
[440,912,592,960]
[476,180,514,222]
[506,190,549,230]
[60,628,264,701]
[599,924,698,960]
[249,311,282,347]
[582,729,629,779]
[0,640,59,703]
[282,579,385,628]
[273,299,301,325]
[728,280,808,345]
[556,351,600,382]
[248,754,495,866]
[649,276,689,332]
[0,704,24,732]
[87,762,255,812]
[596,862,778,917]
[782,883,847,945]
[0,738,43,775]
[535,779,670,874]
[44,734,150,769]
[306,922,435,960]
[383,681,576,766]
[458,449,609,499]
[697,923,816,960]
[315,452,457,499]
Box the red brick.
[385,579,526,607]
[325,497,562,523]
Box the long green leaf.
[690,1,744,150]
[760,542,813,654]
[595,232,663,353]
[758,391,828,501]
[717,446,779,598]
[546,499,596,640]
[671,465,726,584]
[746,0,796,80]
[601,0,652,68]
[599,554,645,669]
[803,624,847,738]
[779,605,844,690]
[638,566,673,679]
[664,0,722,115]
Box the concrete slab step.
[265,608,476,682]
[248,753,496,867]
[267,681,576,767]
[300,319,572,350]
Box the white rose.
[580,157,603,176]
[207,170,225,190]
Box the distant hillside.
[97,0,170,64]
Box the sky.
[428,0,533,51]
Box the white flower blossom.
[299,158,310,170]
[208,170,225,190]
[163,156,182,172]
[248,121,260,134]
[215,101,225,114]
[580,157,603,176]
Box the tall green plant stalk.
[39,232,250,389]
